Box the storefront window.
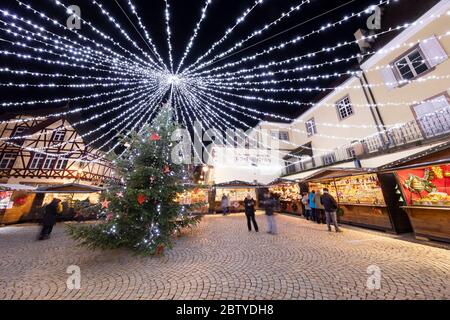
[397,164,450,207]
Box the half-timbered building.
[0,108,116,224]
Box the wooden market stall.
[0,184,37,225]
[380,143,450,243]
[211,180,262,213]
[175,186,209,214]
[304,168,401,232]
[31,183,104,222]
[267,178,301,215]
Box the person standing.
[309,190,316,223]
[320,188,342,232]
[314,190,325,224]
[301,192,311,220]
[39,198,62,240]
[221,194,229,215]
[244,194,259,232]
[262,192,277,234]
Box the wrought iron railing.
[283,108,450,176]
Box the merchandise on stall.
[215,188,256,203]
[0,191,13,210]
[334,174,386,206]
[176,188,209,213]
[268,180,301,214]
[308,180,337,198]
[397,164,450,207]
[269,183,300,202]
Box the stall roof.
[303,167,377,181]
[35,183,103,194]
[0,184,37,191]
[213,180,264,189]
[378,141,450,171]
[267,178,298,186]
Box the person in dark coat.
[320,188,342,232]
[39,198,62,240]
[221,194,229,215]
[262,192,277,234]
[244,194,259,232]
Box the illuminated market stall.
[32,183,103,221]
[304,168,398,232]
[0,184,37,225]
[211,181,262,213]
[175,186,209,214]
[267,178,301,215]
[381,144,450,242]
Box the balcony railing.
[283,108,450,176]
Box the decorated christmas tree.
[67,105,201,255]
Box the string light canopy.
[0,0,446,166]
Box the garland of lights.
[0,0,448,171]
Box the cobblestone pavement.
[0,213,449,300]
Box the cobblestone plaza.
[1,213,449,300]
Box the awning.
[35,183,103,194]
[302,167,377,181]
[375,141,450,170]
[0,184,37,191]
[213,180,264,189]
[266,178,298,186]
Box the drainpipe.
[357,69,387,146]
[361,70,387,130]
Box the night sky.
[0,0,401,143]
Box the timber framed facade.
[0,115,115,187]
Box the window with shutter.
[419,36,448,67]
[394,48,429,81]
[379,67,398,90]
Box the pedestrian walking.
[320,188,342,233]
[244,194,259,232]
[39,198,63,240]
[221,194,229,215]
[309,191,316,223]
[301,192,311,220]
[262,192,277,234]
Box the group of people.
[229,188,342,234]
[243,191,278,234]
[301,188,342,232]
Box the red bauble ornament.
[106,213,113,221]
[163,165,171,174]
[150,133,161,141]
[155,244,165,255]
[137,194,147,205]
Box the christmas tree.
[67,105,202,255]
